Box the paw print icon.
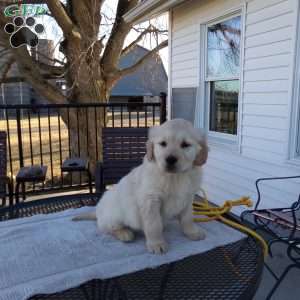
[4,16,45,48]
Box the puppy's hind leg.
[111,227,135,242]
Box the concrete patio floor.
[254,242,299,300]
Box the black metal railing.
[0,94,167,195]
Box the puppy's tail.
[72,211,97,221]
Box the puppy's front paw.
[146,240,168,254]
[183,225,206,241]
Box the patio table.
[0,194,264,300]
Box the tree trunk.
[66,106,105,173]
[58,82,110,184]
[60,1,110,178]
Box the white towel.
[0,206,244,300]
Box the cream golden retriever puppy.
[73,119,208,254]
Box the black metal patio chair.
[241,175,300,300]
[0,131,13,207]
[95,127,148,193]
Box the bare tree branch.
[116,39,168,79]
[33,50,66,66]
[101,0,138,75]
[17,60,67,104]
[0,48,10,59]
[121,25,167,57]
[33,60,65,77]
[0,56,14,84]
[46,0,81,40]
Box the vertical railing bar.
[76,108,82,185]
[77,108,80,157]
[129,107,131,127]
[27,109,34,165]
[94,107,99,160]
[86,107,89,157]
[5,109,13,181]
[37,109,44,189]
[144,103,147,127]
[152,105,155,125]
[102,106,105,128]
[120,105,123,128]
[86,107,90,188]
[57,108,63,188]
[27,109,35,191]
[37,110,43,165]
[137,107,139,128]
[67,107,71,158]
[16,108,24,169]
[159,92,167,124]
[47,107,54,186]
[67,107,73,187]
[112,106,115,128]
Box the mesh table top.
[0,194,264,300]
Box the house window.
[205,14,241,138]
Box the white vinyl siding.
[242,0,296,162]
[170,0,300,213]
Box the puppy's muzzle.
[165,155,178,172]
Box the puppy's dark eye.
[181,141,191,148]
[159,141,167,147]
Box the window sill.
[208,135,239,153]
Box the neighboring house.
[111,45,167,104]
[125,0,300,214]
[0,39,55,109]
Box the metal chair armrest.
[254,175,300,210]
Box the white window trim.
[289,0,300,162]
[196,6,246,151]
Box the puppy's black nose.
[166,155,178,166]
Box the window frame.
[203,11,243,144]
[291,74,300,159]
[289,3,300,162]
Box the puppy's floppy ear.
[194,141,208,166]
[146,126,157,161]
[194,130,209,166]
[146,140,154,161]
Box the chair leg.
[21,183,26,201]
[87,171,92,193]
[15,181,21,204]
[8,180,13,207]
[268,238,288,257]
[266,264,298,300]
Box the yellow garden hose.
[193,189,268,258]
